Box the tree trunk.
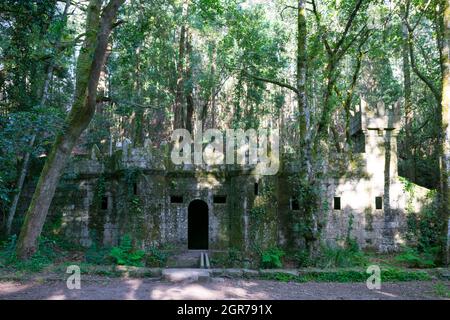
[173,1,189,130]
[5,0,71,236]
[437,0,449,266]
[185,30,194,133]
[402,2,415,182]
[5,134,36,235]
[210,43,217,128]
[132,46,144,146]
[16,0,124,260]
[297,0,312,178]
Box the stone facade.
[48,99,433,253]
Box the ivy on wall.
[249,178,277,256]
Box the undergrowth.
[109,234,145,267]
[433,282,450,298]
[395,246,437,268]
[0,235,60,272]
[261,268,431,283]
[260,247,285,268]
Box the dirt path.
[0,278,448,300]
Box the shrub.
[109,234,145,267]
[210,247,244,268]
[433,282,450,298]
[381,268,430,281]
[264,269,430,283]
[395,246,436,268]
[294,249,313,268]
[0,235,58,272]
[261,247,285,269]
[315,243,367,268]
[85,242,111,265]
[145,246,168,267]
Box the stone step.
[166,250,203,268]
[162,268,211,283]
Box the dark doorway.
[188,199,209,249]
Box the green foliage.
[381,268,431,281]
[262,268,431,283]
[314,244,368,268]
[433,282,450,298]
[248,179,277,252]
[290,175,322,250]
[403,189,440,264]
[294,249,312,268]
[395,246,436,268]
[145,246,168,267]
[0,107,64,214]
[85,242,111,265]
[0,235,59,272]
[261,272,298,282]
[210,247,244,268]
[260,247,285,269]
[109,234,145,267]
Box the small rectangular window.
[291,198,300,211]
[133,182,138,195]
[334,197,341,210]
[101,196,108,210]
[213,195,227,204]
[170,195,183,203]
[254,182,259,196]
[375,196,383,210]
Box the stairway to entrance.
[166,250,210,268]
[163,251,211,282]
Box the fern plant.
[261,247,285,269]
[110,234,145,267]
[395,246,436,268]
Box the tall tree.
[438,0,449,265]
[402,1,415,181]
[5,0,72,236]
[174,0,189,130]
[403,0,448,265]
[16,0,124,260]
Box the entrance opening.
[188,199,209,250]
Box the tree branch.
[333,0,364,54]
[408,32,441,104]
[311,0,332,56]
[241,69,299,94]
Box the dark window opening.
[334,197,341,210]
[170,195,183,203]
[351,132,365,153]
[213,195,227,204]
[101,196,108,210]
[291,198,300,211]
[254,182,259,196]
[375,196,383,210]
[133,182,138,195]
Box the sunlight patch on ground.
[46,290,67,300]
[123,279,144,300]
[0,282,33,295]
[150,283,269,300]
[375,290,398,298]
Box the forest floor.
[0,277,449,300]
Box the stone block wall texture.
[31,100,434,253]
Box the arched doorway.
[188,199,209,249]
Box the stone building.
[50,99,432,256]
